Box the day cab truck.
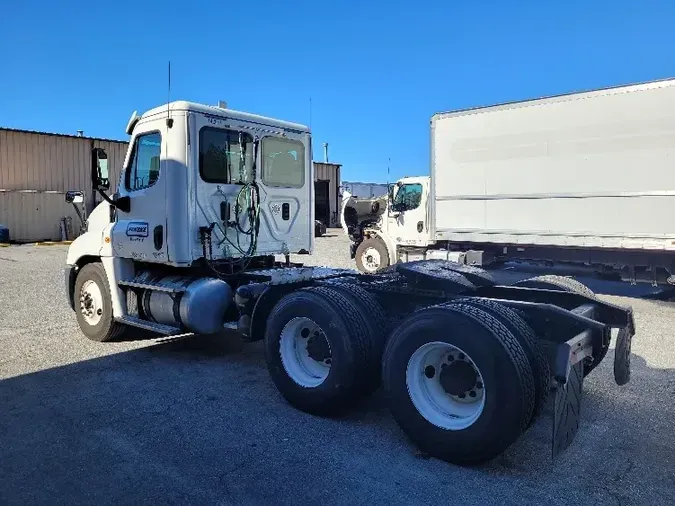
[64,100,634,466]
[343,78,675,287]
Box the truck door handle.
[153,225,164,250]
[220,201,230,222]
[417,221,423,233]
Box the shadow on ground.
[1,334,673,506]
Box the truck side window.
[393,183,423,211]
[199,127,254,184]
[125,132,162,191]
[262,137,305,188]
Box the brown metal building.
[313,161,341,228]
[0,127,343,241]
[0,128,128,242]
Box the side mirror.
[65,190,84,204]
[92,148,110,191]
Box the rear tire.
[382,303,535,465]
[513,274,595,298]
[513,275,608,376]
[456,298,550,428]
[321,282,388,388]
[355,237,390,274]
[74,263,129,342]
[264,286,379,415]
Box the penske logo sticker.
[126,221,149,237]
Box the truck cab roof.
[399,175,430,184]
[139,100,311,134]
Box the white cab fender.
[365,228,397,266]
[101,256,134,318]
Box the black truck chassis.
[229,259,635,465]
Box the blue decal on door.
[126,221,149,237]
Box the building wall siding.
[313,162,341,227]
[0,190,86,242]
[0,128,129,242]
[0,129,128,193]
[341,181,389,199]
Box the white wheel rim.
[80,279,104,326]
[406,341,485,430]
[362,247,381,272]
[280,317,331,388]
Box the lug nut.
[458,392,466,399]
[458,353,465,360]
[424,366,435,379]
[476,381,483,389]
[469,391,477,398]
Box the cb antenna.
[166,61,173,128]
[387,157,391,185]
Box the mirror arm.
[70,203,86,233]
[96,188,130,213]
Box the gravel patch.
[0,233,674,506]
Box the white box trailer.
[343,78,675,284]
[432,78,675,251]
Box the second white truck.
[343,78,675,286]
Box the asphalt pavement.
[1,234,674,505]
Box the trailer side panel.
[432,79,675,251]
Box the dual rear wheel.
[264,283,550,465]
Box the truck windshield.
[199,127,254,184]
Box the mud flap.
[552,360,584,458]
[614,327,632,386]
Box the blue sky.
[1,0,674,183]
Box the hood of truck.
[342,192,388,231]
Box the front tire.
[382,303,535,465]
[74,263,128,342]
[355,237,390,274]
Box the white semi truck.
[64,100,634,466]
[343,78,675,286]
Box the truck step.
[115,315,181,335]
[118,279,185,293]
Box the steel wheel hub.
[79,280,104,326]
[407,341,485,430]
[280,317,332,388]
[363,247,381,271]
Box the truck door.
[192,114,312,260]
[388,181,429,247]
[111,118,168,263]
